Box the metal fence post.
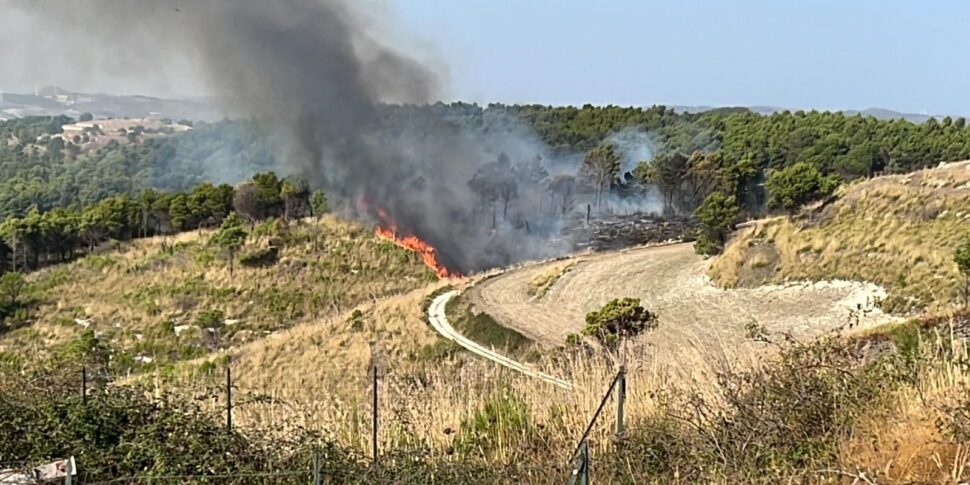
[371,364,379,470]
[225,366,232,434]
[81,367,87,406]
[64,456,73,485]
[312,446,321,485]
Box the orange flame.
[375,225,458,279]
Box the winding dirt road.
[465,243,897,368]
[427,290,572,389]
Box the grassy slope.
[1,215,438,372]
[711,160,970,313]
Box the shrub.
[347,308,365,331]
[581,298,657,349]
[239,246,279,267]
[195,309,225,329]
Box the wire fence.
[3,362,628,484]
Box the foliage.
[310,190,329,218]
[455,387,536,459]
[445,294,534,357]
[616,338,896,482]
[694,192,740,255]
[765,161,840,212]
[0,371,331,483]
[581,297,657,349]
[0,271,27,307]
[209,212,247,275]
[239,246,279,267]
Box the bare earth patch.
[467,243,897,368]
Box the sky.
[2,0,969,115]
[387,0,970,115]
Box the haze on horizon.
[0,0,968,116]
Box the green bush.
[195,309,225,329]
[239,246,279,267]
[581,297,657,349]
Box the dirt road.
[428,290,571,388]
[466,243,896,366]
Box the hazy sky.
[2,0,969,114]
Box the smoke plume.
[6,0,662,273]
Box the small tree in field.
[955,238,970,307]
[310,190,329,220]
[210,213,247,278]
[0,272,27,308]
[579,297,657,350]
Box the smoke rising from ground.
[7,1,663,273]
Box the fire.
[374,225,458,279]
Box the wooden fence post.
[615,364,626,438]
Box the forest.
[1,104,970,269]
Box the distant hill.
[671,104,942,123]
[0,87,953,124]
[0,86,221,121]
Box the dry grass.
[148,329,740,465]
[712,160,970,313]
[526,260,578,299]
[839,324,970,483]
[1,215,435,368]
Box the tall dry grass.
[151,330,748,465]
[840,319,970,483]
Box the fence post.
[81,367,87,406]
[371,364,379,470]
[312,446,321,485]
[615,364,626,438]
[225,366,232,434]
[586,204,591,225]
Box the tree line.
[0,172,326,274]
[4,105,970,258]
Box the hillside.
[711,160,970,313]
[0,215,437,372]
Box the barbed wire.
[85,470,309,484]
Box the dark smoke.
[7,0,659,273]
